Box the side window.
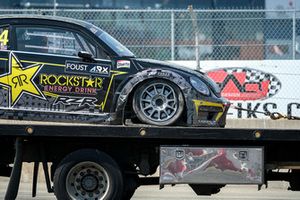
[15,26,97,57]
[0,27,9,50]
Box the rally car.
[0,15,229,126]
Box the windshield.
[98,32,135,57]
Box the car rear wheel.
[133,79,184,126]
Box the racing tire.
[53,149,123,200]
[133,79,184,126]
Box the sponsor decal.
[148,71,170,77]
[89,65,109,75]
[157,72,170,77]
[54,96,97,106]
[65,60,111,77]
[0,29,8,46]
[0,52,46,107]
[207,67,281,101]
[43,85,98,95]
[40,74,104,95]
[40,74,103,88]
[116,60,130,69]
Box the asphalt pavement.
[0,177,300,200]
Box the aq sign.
[207,67,281,101]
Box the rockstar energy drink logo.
[40,74,103,89]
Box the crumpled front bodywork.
[114,67,229,127]
[190,99,229,127]
[184,86,229,127]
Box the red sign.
[207,68,281,101]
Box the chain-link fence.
[0,9,299,61]
[0,9,300,119]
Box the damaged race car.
[0,15,229,126]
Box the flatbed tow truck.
[0,120,300,200]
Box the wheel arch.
[113,68,193,124]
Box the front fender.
[113,68,194,124]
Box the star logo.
[85,78,94,87]
[0,52,46,107]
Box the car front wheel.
[133,79,184,126]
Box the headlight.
[204,76,221,94]
[190,76,210,96]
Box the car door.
[10,24,114,117]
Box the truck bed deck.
[0,119,299,142]
[0,120,300,200]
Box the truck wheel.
[122,174,139,200]
[289,169,300,191]
[189,184,225,195]
[53,149,123,200]
[133,79,184,126]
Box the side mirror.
[78,51,95,62]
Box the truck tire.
[289,169,300,191]
[53,149,123,200]
[133,79,184,126]
[122,174,139,200]
[189,184,225,195]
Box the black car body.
[0,15,229,126]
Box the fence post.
[188,5,200,71]
[171,11,175,61]
[53,0,57,16]
[293,10,296,59]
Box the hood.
[134,58,221,96]
[135,58,205,76]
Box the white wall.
[169,60,300,119]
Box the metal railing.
[0,9,299,61]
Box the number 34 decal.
[0,29,9,46]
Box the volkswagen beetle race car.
[0,15,229,126]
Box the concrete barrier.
[226,119,300,129]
